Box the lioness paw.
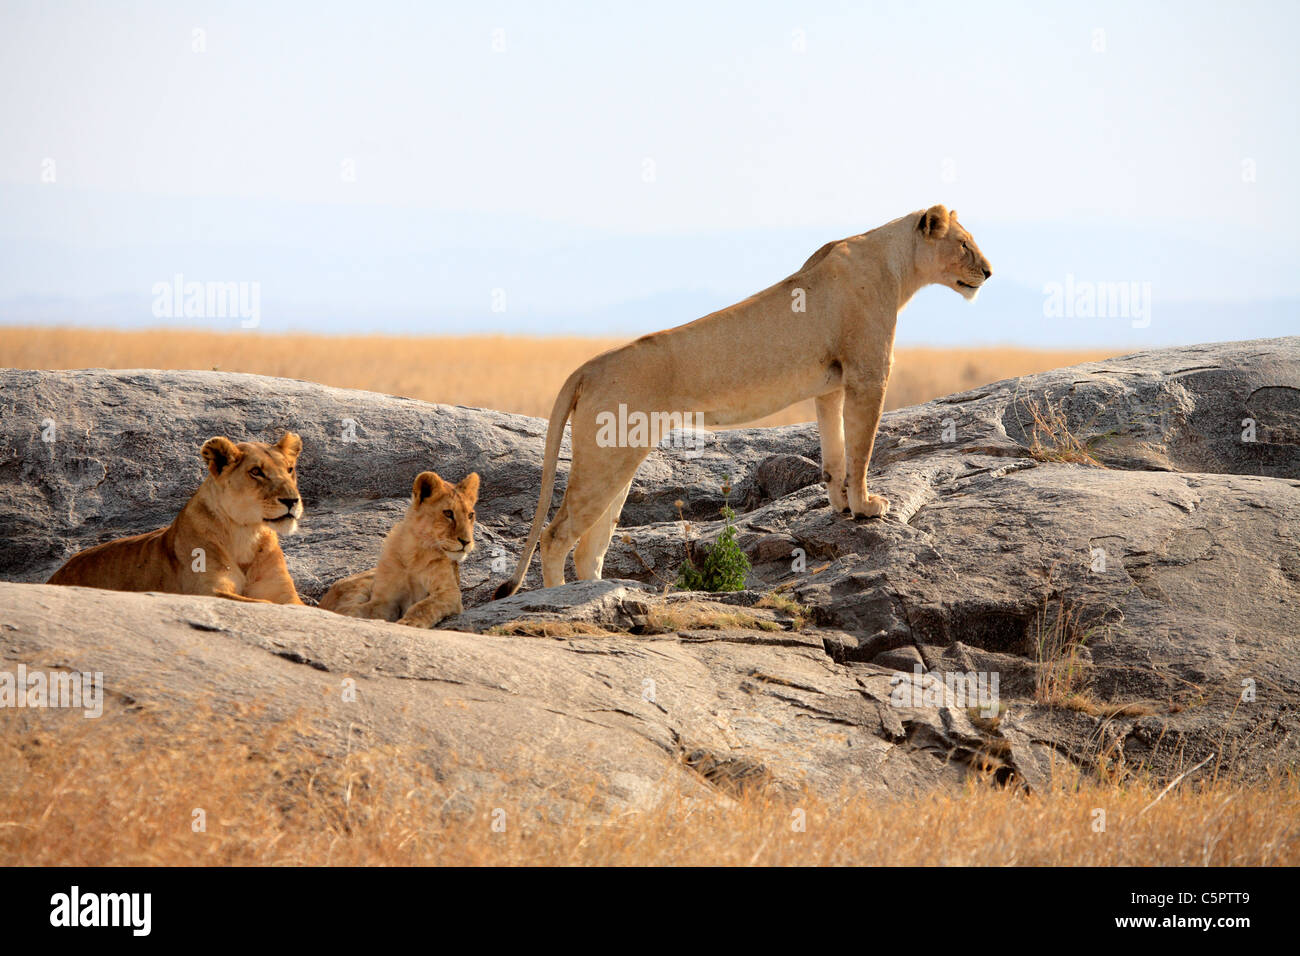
[851,494,890,519]
[827,483,849,513]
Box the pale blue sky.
[1,1,1296,345]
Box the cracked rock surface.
[1,336,1298,808]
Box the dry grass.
[1032,595,1162,720]
[487,594,806,638]
[2,708,1295,866]
[487,602,780,637]
[755,591,811,627]
[487,619,615,638]
[644,600,781,633]
[1034,595,1100,707]
[0,327,1121,427]
[1020,394,1108,466]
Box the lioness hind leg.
[318,570,375,616]
[815,389,848,512]
[540,496,585,589]
[541,444,646,588]
[574,479,632,580]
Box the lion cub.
[47,432,305,604]
[319,470,478,628]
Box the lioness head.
[200,432,304,533]
[409,471,479,563]
[916,205,993,302]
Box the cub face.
[410,471,479,563]
[917,204,993,302]
[201,432,304,532]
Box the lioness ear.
[413,471,445,504]
[918,204,950,239]
[457,472,480,503]
[201,437,242,477]
[276,431,302,461]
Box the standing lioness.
[47,432,306,604]
[496,205,992,598]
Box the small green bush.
[677,501,750,593]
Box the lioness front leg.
[396,594,461,629]
[361,596,403,622]
[242,543,305,605]
[843,380,890,519]
[189,569,277,603]
[815,390,848,512]
[213,589,277,604]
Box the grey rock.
[872,644,925,673]
[0,582,996,809]
[736,453,825,511]
[441,578,655,633]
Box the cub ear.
[918,204,950,239]
[413,471,446,504]
[275,431,302,461]
[457,472,480,503]
[201,436,242,477]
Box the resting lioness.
[47,432,306,603]
[495,205,992,597]
[318,470,478,627]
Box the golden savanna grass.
[2,708,1295,866]
[0,327,1122,427]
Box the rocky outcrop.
[2,337,1298,810]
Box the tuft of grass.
[486,620,617,638]
[2,707,1296,866]
[484,602,785,638]
[1020,395,1108,467]
[755,591,810,627]
[644,600,781,634]
[1030,596,1161,721]
[1033,594,1100,707]
[1055,693,1159,718]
